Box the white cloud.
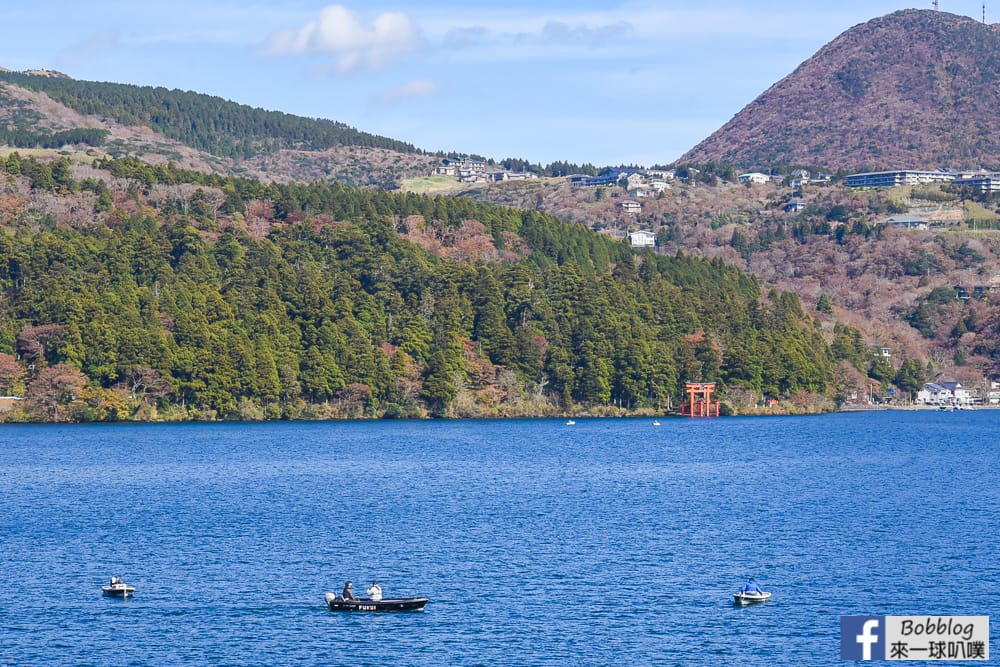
[266,5,423,75]
[374,79,442,105]
[540,20,633,46]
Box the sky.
[1,1,994,167]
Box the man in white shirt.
[367,581,382,601]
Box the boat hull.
[733,591,771,604]
[325,593,428,612]
[102,586,135,598]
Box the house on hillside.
[618,199,642,214]
[784,201,807,213]
[738,172,770,185]
[628,230,656,248]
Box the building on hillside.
[442,156,486,172]
[581,173,619,187]
[618,199,642,214]
[784,201,807,213]
[628,230,656,248]
[738,172,770,185]
[952,173,1000,192]
[876,214,929,229]
[845,170,956,189]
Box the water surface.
[1,412,996,665]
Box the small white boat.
[102,577,135,598]
[565,420,575,425]
[652,420,660,426]
[733,590,771,604]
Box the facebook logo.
[841,616,885,660]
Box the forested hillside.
[0,154,836,421]
[0,71,421,159]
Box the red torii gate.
[682,382,720,417]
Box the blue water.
[1,412,996,665]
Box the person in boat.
[367,581,382,601]
[741,578,762,594]
[342,581,356,601]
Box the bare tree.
[26,363,87,422]
[115,366,172,404]
[17,324,65,370]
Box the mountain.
[679,10,1000,171]
[0,70,420,157]
[0,70,439,188]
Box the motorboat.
[565,420,576,425]
[732,590,771,604]
[325,592,428,612]
[652,420,660,426]
[102,577,135,598]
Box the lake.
[1,411,996,665]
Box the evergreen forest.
[0,71,421,158]
[0,153,838,422]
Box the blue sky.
[1,2,993,166]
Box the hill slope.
[0,155,837,421]
[0,73,439,188]
[679,10,1000,171]
[0,70,420,158]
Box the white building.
[628,230,656,248]
[738,172,770,185]
[917,381,971,406]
